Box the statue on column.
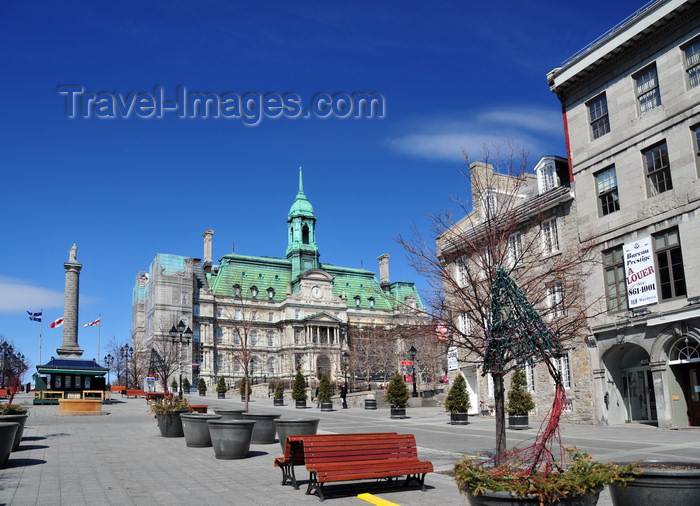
[69,244,78,263]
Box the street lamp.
[408,345,418,398]
[1,342,13,388]
[342,351,349,387]
[103,354,114,387]
[169,320,193,398]
[120,345,133,389]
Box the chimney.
[377,253,390,291]
[202,229,214,273]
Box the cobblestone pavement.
[1,393,699,505]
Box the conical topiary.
[445,374,471,414]
[273,381,284,399]
[292,370,307,401]
[171,378,178,391]
[506,368,535,415]
[182,377,191,392]
[197,377,207,393]
[384,373,409,409]
[239,378,252,396]
[317,374,333,403]
[216,376,227,394]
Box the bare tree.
[397,144,600,457]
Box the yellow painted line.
[356,493,400,506]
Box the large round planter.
[364,398,377,410]
[207,420,256,459]
[200,391,207,397]
[450,412,469,425]
[295,400,307,409]
[0,413,28,451]
[508,414,529,430]
[320,401,333,412]
[156,411,188,437]
[180,413,222,447]
[390,407,406,419]
[242,413,281,444]
[217,392,225,399]
[0,422,19,468]
[609,461,700,506]
[214,409,246,420]
[273,398,284,406]
[465,488,601,505]
[274,418,320,450]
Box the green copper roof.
[287,167,315,220]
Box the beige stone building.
[548,0,700,427]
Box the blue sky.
[0,0,645,372]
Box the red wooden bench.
[274,433,397,490]
[124,389,147,398]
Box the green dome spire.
[288,166,315,219]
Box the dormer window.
[481,188,497,217]
[537,160,558,194]
[267,287,275,299]
[368,297,375,308]
[250,286,258,298]
[354,296,361,307]
[232,284,241,297]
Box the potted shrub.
[317,374,333,411]
[273,382,284,406]
[216,376,227,399]
[384,373,409,419]
[150,395,191,437]
[454,447,639,505]
[170,378,178,394]
[196,377,206,397]
[292,370,307,409]
[239,378,251,401]
[182,377,191,394]
[445,373,470,425]
[0,404,29,451]
[507,369,534,430]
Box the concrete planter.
[320,401,333,412]
[466,488,601,505]
[214,409,246,420]
[242,413,281,444]
[180,413,221,447]
[609,461,700,506]
[364,398,377,410]
[295,400,306,409]
[207,420,256,459]
[508,414,529,430]
[0,413,28,451]
[217,392,225,399]
[156,411,188,437]
[450,412,469,425]
[274,418,320,450]
[273,398,284,406]
[0,422,18,468]
[390,407,406,419]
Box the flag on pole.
[50,317,64,328]
[83,318,100,328]
[27,311,42,322]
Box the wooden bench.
[274,433,397,490]
[145,392,165,402]
[124,389,147,398]
[190,405,208,413]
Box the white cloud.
[0,278,63,314]
[388,106,564,162]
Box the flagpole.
[97,313,101,361]
[39,308,43,366]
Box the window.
[541,218,559,254]
[250,330,258,346]
[234,309,241,319]
[537,160,557,193]
[267,357,275,375]
[480,246,492,278]
[595,166,620,216]
[268,312,274,322]
[216,308,223,317]
[553,352,572,389]
[232,284,241,297]
[457,255,469,287]
[368,297,375,308]
[193,304,200,316]
[481,188,497,218]
[233,330,240,345]
[547,282,565,318]
[267,331,274,347]
[644,142,672,196]
[250,286,258,298]
[295,309,300,320]
[507,232,522,268]
[654,228,687,300]
[458,312,471,335]
[294,328,302,344]
[251,311,257,321]
[215,327,223,343]
[354,296,361,307]
[603,247,628,312]
[693,125,700,174]
[684,37,700,88]
[634,64,661,114]
[588,93,610,139]
[525,364,535,393]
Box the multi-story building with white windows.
[436,156,595,423]
[548,0,700,427]
[131,169,423,392]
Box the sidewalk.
[1,393,699,505]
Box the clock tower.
[286,167,320,280]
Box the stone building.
[131,169,423,391]
[548,0,700,427]
[436,156,595,423]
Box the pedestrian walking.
[340,383,348,409]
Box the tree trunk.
[494,373,506,463]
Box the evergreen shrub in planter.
[292,370,307,409]
[445,374,470,425]
[197,377,207,397]
[384,373,409,419]
[239,378,252,401]
[216,376,227,399]
[182,378,191,393]
[273,382,284,406]
[506,369,534,430]
[317,374,333,411]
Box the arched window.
[302,224,310,244]
[669,336,700,365]
[316,354,331,379]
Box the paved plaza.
[1,392,700,505]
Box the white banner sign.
[447,346,459,371]
[623,236,658,308]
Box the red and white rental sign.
[623,236,658,308]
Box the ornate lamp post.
[1,342,12,388]
[169,320,193,398]
[103,354,114,387]
[408,345,418,398]
[342,351,349,387]
[120,345,133,389]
